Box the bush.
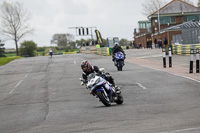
[19,41,37,57]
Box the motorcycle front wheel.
[96,91,111,106]
[117,61,123,71]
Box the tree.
[0,40,5,57]
[0,1,34,56]
[51,33,74,48]
[19,41,37,57]
[142,0,194,16]
[142,0,167,16]
[119,38,129,46]
[198,0,200,7]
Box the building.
[134,0,200,48]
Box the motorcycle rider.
[49,48,53,57]
[81,60,119,91]
[112,42,125,55]
[111,42,126,63]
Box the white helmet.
[114,42,119,46]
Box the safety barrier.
[172,44,200,55]
[81,46,127,56]
[96,47,110,56]
[80,46,97,54]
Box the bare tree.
[51,34,74,48]
[142,0,167,16]
[142,0,194,17]
[0,1,33,56]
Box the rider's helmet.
[114,42,119,47]
[81,60,92,73]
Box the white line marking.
[9,89,15,94]
[139,65,200,83]
[9,80,23,93]
[24,70,32,78]
[159,127,200,133]
[140,55,162,59]
[10,70,32,94]
[136,82,147,90]
[24,74,29,78]
[14,80,23,88]
[74,60,76,64]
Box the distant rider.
[81,60,117,88]
[111,42,126,61]
[49,48,53,57]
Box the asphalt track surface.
[0,49,200,133]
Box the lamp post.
[158,3,160,34]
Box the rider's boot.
[114,86,121,94]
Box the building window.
[183,15,200,22]
[160,17,170,24]
[139,23,146,29]
[160,16,176,24]
[170,16,176,23]
[183,16,187,22]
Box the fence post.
[189,49,194,73]
[169,46,172,67]
[196,49,199,73]
[162,48,166,68]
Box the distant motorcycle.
[80,68,123,107]
[113,51,125,71]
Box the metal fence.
[170,21,200,45]
[172,28,200,44]
[171,34,182,44]
[182,28,200,44]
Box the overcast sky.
[1,0,199,48]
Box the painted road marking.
[24,73,29,78]
[10,70,32,93]
[139,65,200,83]
[74,60,76,64]
[159,127,200,133]
[140,54,162,59]
[136,82,147,90]
[14,80,23,88]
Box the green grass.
[5,53,17,57]
[0,56,21,66]
[37,51,45,56]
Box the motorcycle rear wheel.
[115,94,124,104]
[96,91,111,106]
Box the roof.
[138,20,150,23]
[149,0,198,17]
[161,20,200,32]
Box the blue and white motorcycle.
[80,69,123,107]
[113,51,125,71]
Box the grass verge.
[0,56,21,66]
